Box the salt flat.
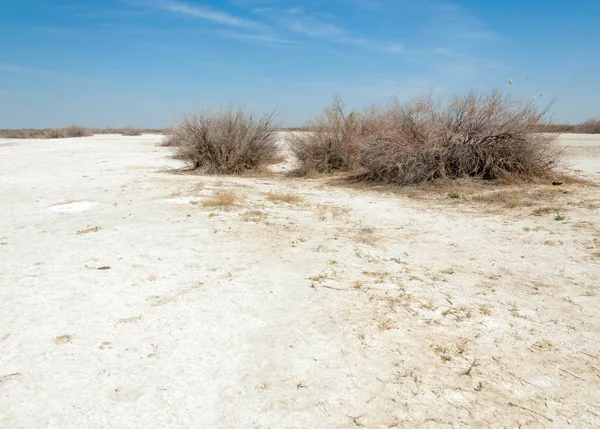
[1,134,599,428]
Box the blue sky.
[1,0,599,128]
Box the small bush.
[289,95,362,174]
[172,106,279,174]
[64,125,92,138]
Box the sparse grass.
[118,316,142,324]
[472,191,526,208]
[266,191,303,204]
[202,190,239,207]
[241,209,268,222]
[54,335,72,345]
[355,227,380,246]
[529,206,563,216]
[479,304,493,316]
[447,192,460,199]
[554,213,566,221]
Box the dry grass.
[54,335,72,345]
[77,226,102,234]
[172,106,280,174]
[118,316,142,324]
[266,191,303,204]
[202,190,239,207]
[241,210,268,222]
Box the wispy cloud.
[136,0,261,28]
[287,20,345,38]
[217,30,292,45]
[0,63,100,84]
[428,1,501,43]
[284,9,403,53]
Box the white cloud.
[217,30,292,45]
[141,0,261,28]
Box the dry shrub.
[121,127,142,136]
[172,106,279,174]
[532,118,600,134]
[64,125,92,138]
[291,91,559,183]
[202,190,238,206]
[43,128,67,139]
[575,119,600,134]
[289,95,363,174]
[358,91,560,184]
[161,134,181,147]
[266,191,303,203]
[0,129,47,138]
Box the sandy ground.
[1,133,599,428]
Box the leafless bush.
[161,134,181,147]
[63,125,92,138]
[358,91,559,183]
[532,118,600,134]
[172,106,279,174]
[575,118,600,134]
[121,127,142,136]
[289,95,363,174]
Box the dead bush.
[289,95,362,174]
[172,106,279,174]
[64,125,92,138]
[358,91,560,184]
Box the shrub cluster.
[168,106,280,174]
[0,127,165,139]
[532,118,600,134]
[290,91,560,184]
